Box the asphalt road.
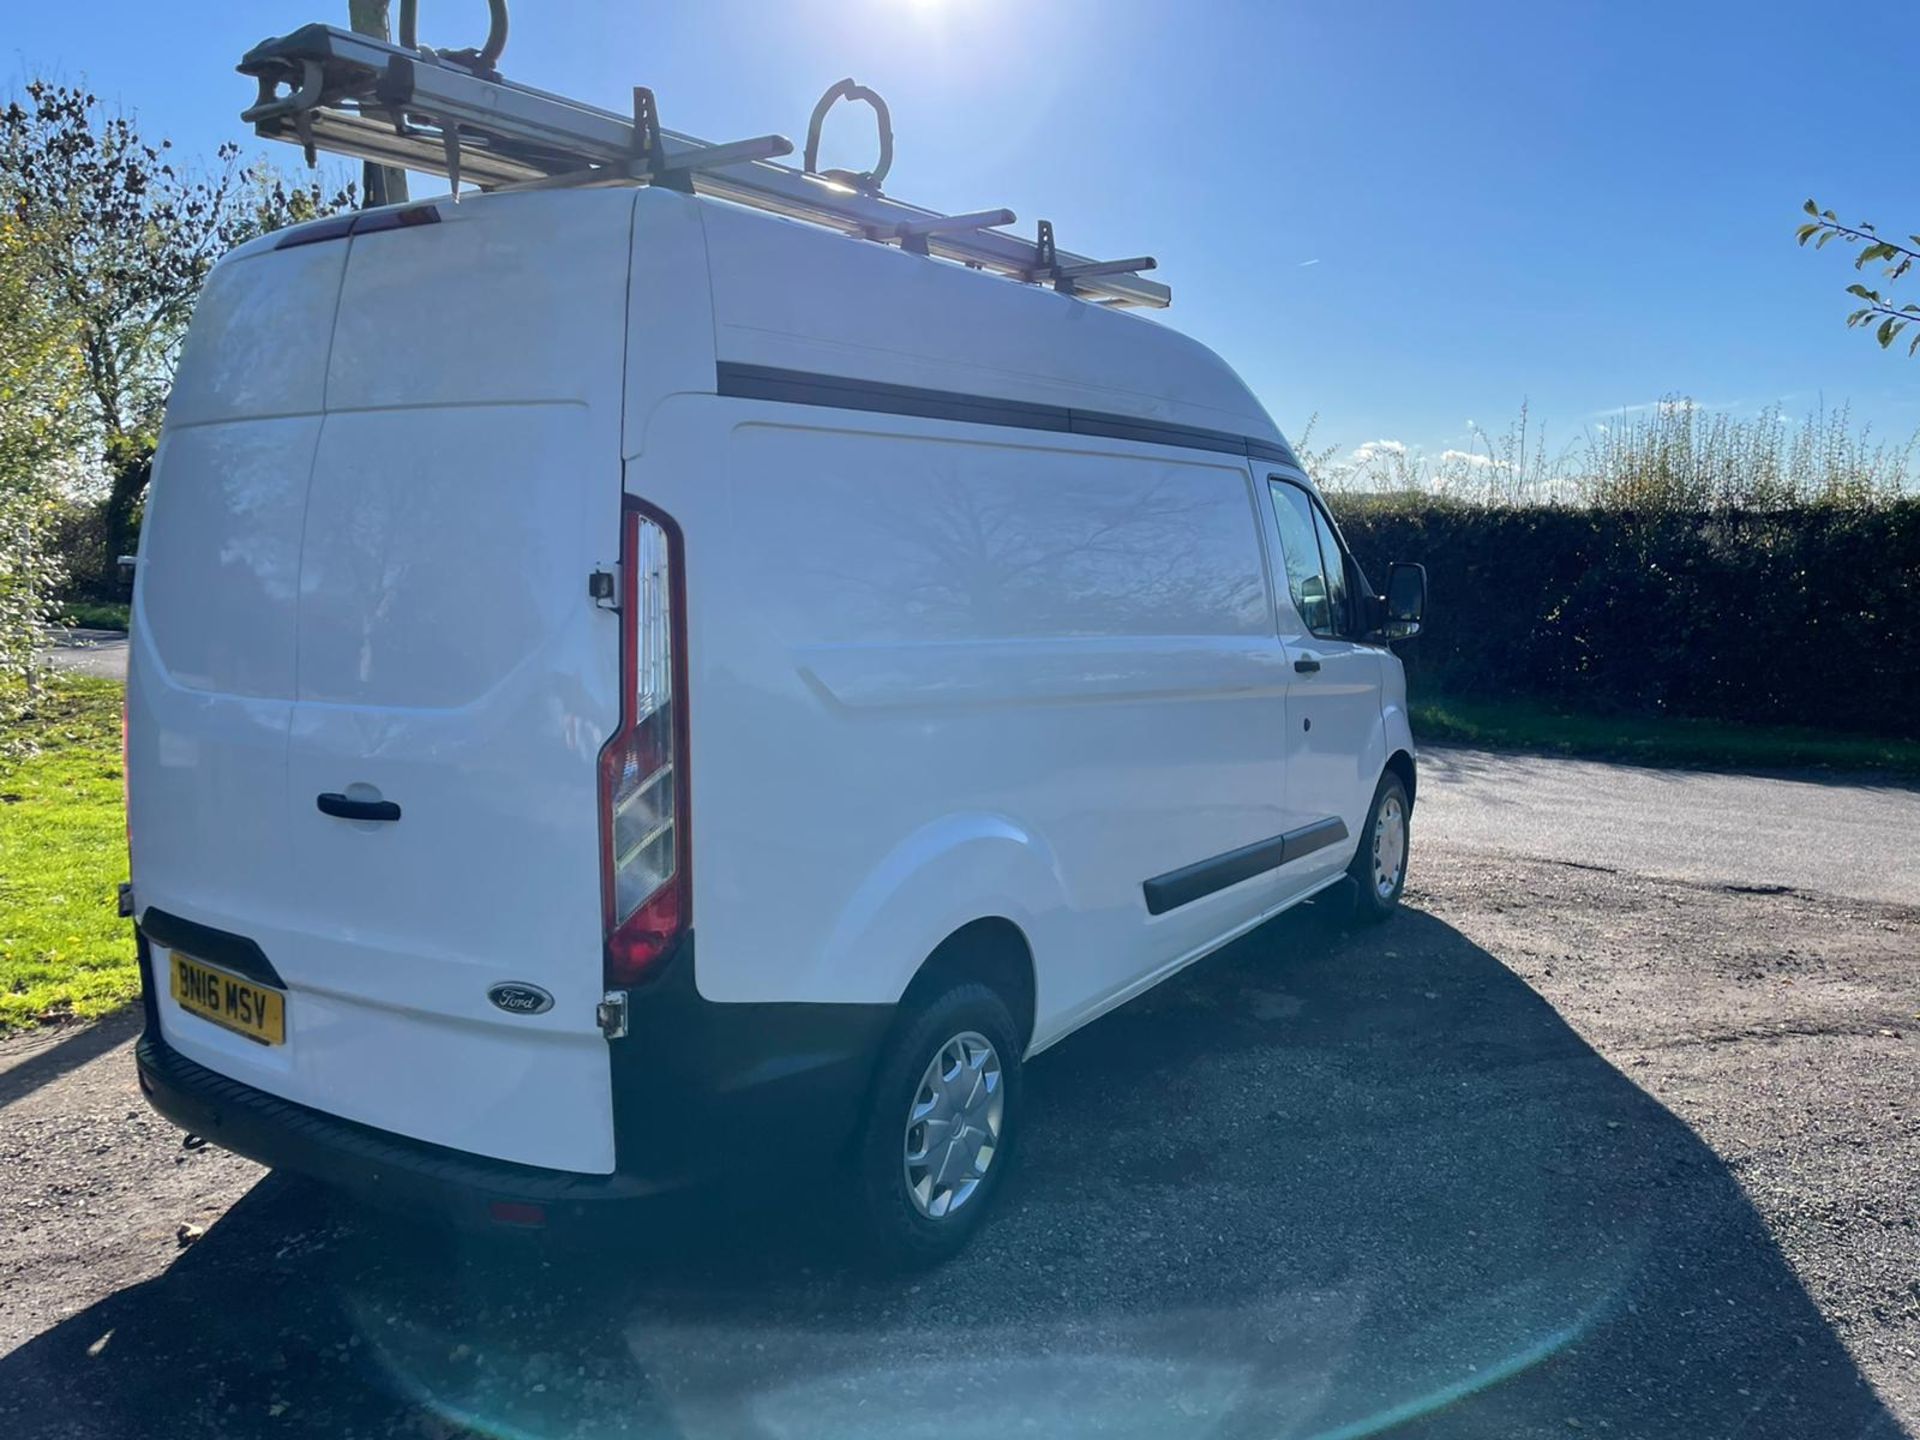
[35,629,128,683]
[4,670,1916,1438]
[1418,743,1920,906]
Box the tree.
[0,81,354,572]
[349,0,410,207]
[0,212,84,716]
[1797,200,1920,358]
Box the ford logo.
[488,983,554,1016]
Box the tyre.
[1348,769,1411,921]
[848,981,1022,1269]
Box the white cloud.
[1590,396,1735,420]
[1348,439,1408,464]
[1297,258,1321,267]
[1439,448,1499,469]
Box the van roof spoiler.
[237,21,1172,310]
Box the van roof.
[692,192,1295,461]
[236,187,1299,468]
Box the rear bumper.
[135,1027,666,1224]
[134,927,894,1226]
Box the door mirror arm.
[1359,589,1388,639]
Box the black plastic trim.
[316,792,402,822]
[1246,437,1298,464]
[135,1031,672,1223]
[1142,817,1351,916]
[274,214,354,249]
[136,928,160,1031]
[275,205,440,250]
[609,933,894,1178]
[716,361,1302,469]
[138,908,285,990]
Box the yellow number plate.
[170,954,286,1046]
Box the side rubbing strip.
[715,362,1300,469]
[1142,817,1350,916]
[1279,816,1349,866]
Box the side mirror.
[1382,561,1426,641]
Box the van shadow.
[0,1006,141,1112]
[3,900,1904,1439]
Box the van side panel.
[636,406,1290,1040]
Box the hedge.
[1337,500,1920,741]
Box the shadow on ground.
[2,898,1903,1439]
[0,1009,141,1112]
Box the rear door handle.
[1293,658,1321,674]
[316,793,402,822]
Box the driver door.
[1263,476,1384,889]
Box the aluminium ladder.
[236,22,1171,309]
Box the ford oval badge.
[488,983,554,1016]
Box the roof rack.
[236,22,1170,309]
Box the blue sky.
[9,0,1916,464]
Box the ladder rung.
[293,109,544,187]
[895,208,1018,239]
[1054,256,1160,282]
[490,132,794,194]
[640,133,794,180]
[236,24,1171,309]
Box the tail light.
[598,498,689,987]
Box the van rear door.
[130,192,634,1173]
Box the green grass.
[54,600,129,631]
[1413,691,1920,775]
[0,678,135,1031]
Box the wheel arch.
[815,809,1065,1033]
[1385,747,1418,810]
[900,917,1038,1057]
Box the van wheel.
[849,982,1022,1270]
[1349,771,1411,921]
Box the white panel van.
[128,186,1427,1265]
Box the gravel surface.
[1,756,1916,1439]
